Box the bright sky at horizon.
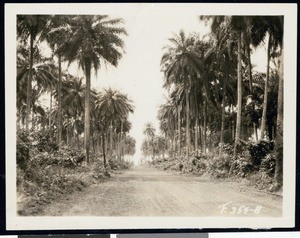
[40,11,268,165]
[54,13,212,165]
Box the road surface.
[41,166,282,216]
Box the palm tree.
[202,15,246,157]
[229,16,248,157]
[157,97,177,156]
[59,76,85,144]
[123,135,136,158]
[44,15,72,145]
[249,16,284,188]
[251,16,284,141]
[17,45,57,129]
[115,118,132,160]
[143,122,156,159]
[161,30,206,157]
[95,88,134,167]
[62,15,127,163]
[17,15,49,131]
[275,42,283,189]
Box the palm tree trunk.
[92,134,96,154]
[247,44,258,141]
[120,120,124,160]
[199,123,202,152]
[260,34,271,140]
[102,134,107,170]
[171,135,174,157]
[57,54,62,146]
[177,104,181,156]
[203,101,207,154]
[274,45,283,188]
[49,90,52,127]
[233,30,243,158]
[117,133,121,159]
[194,94,199,156]
[110,122,113,158]
[84,62,91,164]
[195,120,198,156]
[185,90,190,157]
[219,97,225,155]
[31,108,35,130]
[151,137,155,161]
[208,115,212,153]
[26,34,34,131]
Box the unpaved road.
[41,167,282,216]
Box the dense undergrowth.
[17,129,132,216]
[148,141,278,192]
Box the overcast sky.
[40,10,268,164]
[47,13,213,164]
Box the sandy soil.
[40,166,282,216]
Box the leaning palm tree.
[62,15,127,164]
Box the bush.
[230,156,255,177]
[260,153,276,177]
[221,143,234,155]
[248,140,274,166]
[31,128,58,153]
[17,130,31,170]
[209,154,232,178]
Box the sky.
[40,11,268,165]
[45,12,212,164]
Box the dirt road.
[41,166,282,216]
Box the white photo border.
[5,3,297,230]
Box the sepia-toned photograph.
[5,3,297,230]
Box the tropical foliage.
[143,15,283,191]
[16,15,135,214]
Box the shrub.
[220,143,234,155]
[31,128,59,153]
[248,140,274,166]
[260,153,276,177]
[209,154,232,178]
[17,130,31,170]
[232,156,255,177]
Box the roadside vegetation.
[142,16,283,192]
[16,15,135,215]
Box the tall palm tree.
[251,16,284,141]
[17,45,57,129]
[62,15,127,163]
[17,15,49,131]
[202,15,246,157]
[275,42,283,189]
[230,16,248,157]
[44,15,72,145]
[161,30,206,157]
